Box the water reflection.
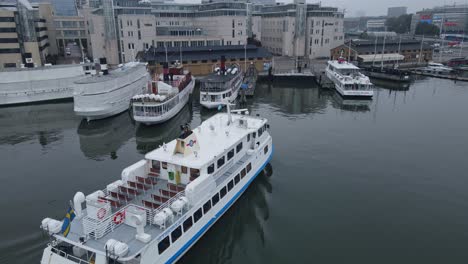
[371,78,411,91]
[179,164,274,264]
[135,104,193,154]
[0,102,76,147]
[255,82,327,115]
[77,113,135,160]
[330,92,372,112]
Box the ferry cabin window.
[194,208,203,223]
[212,193,220,206]
[181,166,188,174]
[217,156,225,168]
[247,134,251,142]
[228,180,234,191]
[152,160,160,170]
[183,217,193,232]
[162,162,168,169]
[207,163,215,174]
[246,163,252,173]
[171,226,182,243]
[190,168,200,178]
[203,200,211,214]
[264,145,269,155]
[252,132,256,139]
[236,142,243,153]
[158,236,170,254]
[241,168,247,178]
[258,127,263,137]
[227,149,235,160]
[234,174,240,184]
[220,186,227,198]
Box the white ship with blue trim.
[40,103,273,264]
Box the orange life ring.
[113,211,125,224]
[97,208,107,220]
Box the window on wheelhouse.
[181,166,188,174]
[236,142,243,153]
[207,163,215,174]
[227,149,234,160]
[162,162,168,170]
[190,168,200,178]
[217,156,225,168]
[247,134,251,142]
[258,127,263,137]
[151,160,160,173]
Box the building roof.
[358,53,404,62]
[339,39,432,53]
[140,45,272,63]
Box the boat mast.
[372,37,378,67]
[397,35,402,68]
[165,43,168,63]
[380,32,386,71]
[439,1,446,62]
[179,46,182,64]
[418,35,424,65]
[244,42,247,73]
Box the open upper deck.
[145,113,266,169]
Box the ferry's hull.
[134,80,194,125]
[74,73,148,121]
[326,69,373,98]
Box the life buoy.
[113,211,125,224]
[97,208,107,220]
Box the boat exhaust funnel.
[73,192,85,218]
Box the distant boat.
[0,64,94,106]
[361,66,412,83]
[419,62,454,74]
[325,58,374,98]
[73,61,150,121]
[131,62,195,125]
[200,56,243,109]
[243,62,258,97]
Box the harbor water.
[1,77,468,263]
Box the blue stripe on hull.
[165,144,274,264]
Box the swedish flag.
[61,207,76,237]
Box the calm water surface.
[1,77,468,264]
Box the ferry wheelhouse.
[200,57,243,109]
[40,104,273,264]
[132,63,195,125]
[326,59,374,98]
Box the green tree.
[415,22,440,36]
[386,14,413,33]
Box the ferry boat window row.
[157,162,253,255]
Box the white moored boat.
[200,56,243,109]
[0,64,93,106]
[131,63,195,125]
[40,103,273,264]
[73,61,150,121]
[326,58,374,98]
[420,62,454,74]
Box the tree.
[386,14,413,34]
[415,22,440,36]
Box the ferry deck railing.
[50,244,92,264]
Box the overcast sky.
[176,0,460,17]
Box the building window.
[158,236,170,254]
[183,217,193,232]
[171,226,182,243]
[193,208,203,223]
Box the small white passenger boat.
[40,102,273,264]
[326,58,374,98]
[200,56,243,109]
[131,63,195,125]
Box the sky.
[176,0,459,17]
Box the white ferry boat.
[73,62,149,121]
[326,59,374,98]
[420,62,454,74]
[40,103,273,264]
[200,57,243,109]
[0,64,93,106]
[131,63,195,125]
